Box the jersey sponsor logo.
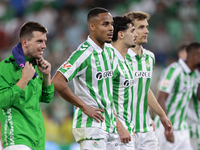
[96,71,113,80]
[124,79,135,87]
[133,71,151,78]
[162,79,170,87]
[63,62,72,69]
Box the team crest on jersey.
[146,61,150,68]
[63,63,72,69]
[162,79,170,87]
[93,142,98,147]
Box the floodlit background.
[0,0,200,149]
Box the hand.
[81,105,105,123]
[22,61,35,80]
[36,57,51,76]
[165,131,174,143]
[160,116,173,135]
[117,120,131,143]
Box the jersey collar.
[127,47,147,58]
[112,46,125,62]
[178,58,191,74]
[87,36,104,53]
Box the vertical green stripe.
[189,126,193,138]
[126,54,133,70]
[126,62,134,125]
[196,126,199,138]
[149,55,155,70]
[85,55,94,127]
[193,91,199,119]
[136,56,143,131]
[143,78,150,132]
[143,56,151,131]
[162,68,175,90]
[76,109,83,128]
[168,75,180,125]
[118,61,131,132]
[102,51,112,132]
[178,98,186,129]
[113,74,120,115]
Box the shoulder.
[143,48,155,58]
[162,62,182,77]
[69,41,94,60]
[0,55,16,72]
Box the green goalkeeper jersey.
[0,54,54,150]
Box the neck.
[130,44,142,57]
[185,60,195,72]
[90,35,104,49]
[112,41,128,58]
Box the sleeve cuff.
[42,82,54,93]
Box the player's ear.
[21,38,28,48]
[118,31,124,40]
[89,22,95,31]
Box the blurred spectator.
[149,24,173,66]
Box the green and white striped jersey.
[58,36,116,133]
[126,47,155,132]
[187,70,200,138]
[154,59,198,130]
[111,46,135,134]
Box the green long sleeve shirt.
[0,54,54,150]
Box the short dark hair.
[178,44,188,53]
[87,7,109,22]
[186,42,200,54]
[125,11,150,21]
[112,16,133,42]
[19,21,48,42]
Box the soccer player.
[154,42,200,150]
[125,11,172,150]
[108,15,138,149]
[0,21,54,150]
[187,67,200,150]
[52,7,120,150]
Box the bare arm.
[148,89,166,118]
[52,71,105,123]
[155,89,174,143]
[114,112,131,143]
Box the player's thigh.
[4,145,32,150]
[190,138,200,150]
[135,131,159,150]
[80,139,106,150]
[106,133,121,150]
